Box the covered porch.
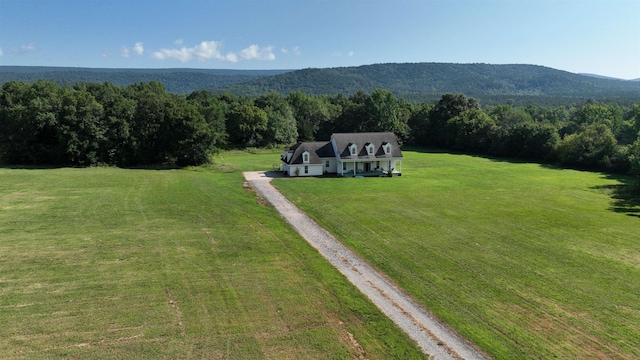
[337,159,402,177]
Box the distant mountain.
[1,63,639,105]
[222,63,640,104]
[0,66,292,94]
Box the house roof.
[332,132,402,159]
[284,141,335,165]
[283,132,403,165]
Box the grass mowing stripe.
[273,150,640,359]
[0,163,426,359]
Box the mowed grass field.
[273,150,640,359]
[0,150,426,359]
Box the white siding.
[287,165,323,177]
[321,158,337,174]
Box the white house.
[281,132,403,177]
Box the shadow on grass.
[403,146,554,167]
[405,146,640,218]
[594,177,640,218]
[0,164,67,170]
[0,163,183,171]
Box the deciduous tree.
[226,104,268,147]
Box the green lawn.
[0,150,425,359]
[273,150,640,359]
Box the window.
[304,166,308,174]
[326,161,330,168]
[385,144,391,154]
[302,152,309,163]
[350,144,357,156]
[343,162,347,171]
[367,144,374,155]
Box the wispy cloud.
[281,46,301,56]
[121,42,144,57]
[0,44,36,56]
[151,40,276,63]
[333,50,355,57]
[20,44,36,53]
[3,44,36,56]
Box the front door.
[364,162,371,172]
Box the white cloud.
[151,41,275,63]
[292,46,301,55]
[152,40,238,63]
[281,47,288,55]
[121,42,144,57]
[240,44,275,61]
[348,51,355,57]
[133,42,144,55]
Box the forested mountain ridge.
[222,63,640,104]
[0,66,291,94]
[2,63,639,105]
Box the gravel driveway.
[244,171,488,360]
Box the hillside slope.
[222,63,640,104]
[2,63,638,105]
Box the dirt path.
[243,171,488,360]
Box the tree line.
[1,80,639,180]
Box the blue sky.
[1,0,639,79]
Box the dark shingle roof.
[331,132,402,159]
[284,132,402,165]
[284,141,335,165]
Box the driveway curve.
[244,171,488,360]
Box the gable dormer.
[349,143,358,156]
[302,151,310,163]
[366,142,375,156]
[383,142,392,155]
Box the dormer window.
[367,143,375,155]
[350,144,357,156]
[302,151,310,163]
[385,144,391,154]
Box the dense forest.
[1,80,640,187]
[2,64,639,106]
